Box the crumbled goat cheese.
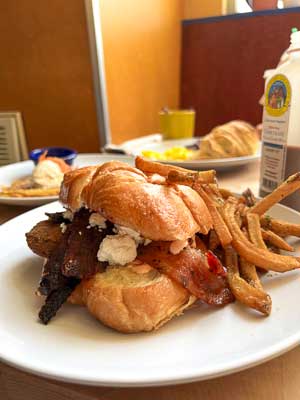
[114,224,151,246]
[97,234,137,266]
[89,213,106,230]
[63,209,73,221]
[60,222,67,233]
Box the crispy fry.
[202,184,225,206]
[168,169,217,185]
[261,229,294,252]
[206,184,225,203]
[260,216,300,238]
[0,187,59,197]
[219,187,234,199]
[224,246,271,315]
[251,172,300,215]
[136,156,216,183]
[247,213,267,250]
[208,230,220,251]
[239,258,263,290]
[197,186,232,247]
[240,228,263,290]
[223,197,300,272]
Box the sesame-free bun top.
[59,160,213,241]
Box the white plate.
[0,154,134,206]
[0,202,299,386]
[131,139,261,170]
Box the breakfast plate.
[0,201,299,387]
[0,154,134,206]
[131,138,261,171]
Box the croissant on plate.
[198,120,259,159]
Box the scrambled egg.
[142,146,194,161]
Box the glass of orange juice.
[159,108,195,140]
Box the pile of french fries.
[136,157,300,316]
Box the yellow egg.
[142,147,194,161]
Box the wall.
[181,8,300,136]
[100,0,181,144]
[0,0,100,152]
[183,0,224,19]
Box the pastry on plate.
[0,152,71,197]
[199,120,259,159]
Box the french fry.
[223,197,300,272]
[261,229,294,252]
[224,246,271,315]
[136,156,216,183]
[239,257,263,290]
[247,213,268,250]
[208,230,220,251]
[260,216,300,238]
[205,184,225,204]
[197,186,232,247]
[251,172,300,215]
[0,187,59,197]
[219,187,233,200]
[240,228,263,290]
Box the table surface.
[1,160,300,400]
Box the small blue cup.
[29,147,78,166]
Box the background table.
[1,161,299,400]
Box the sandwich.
[26,157,233,333]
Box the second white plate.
[131,138,261,170]
[0,154,134,206]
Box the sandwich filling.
[31,208,233,325]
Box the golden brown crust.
[26,220,62,258]
[60,166,97,211]
[60,161,208,241]
[199,120,259,159]
[68,263,195,333]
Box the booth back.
[181,7,300,136]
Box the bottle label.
[260,74,291,193]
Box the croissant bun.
[59,161,213,241]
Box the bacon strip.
[62,209,107,278]
[138,242,233,306]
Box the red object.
[206,251,227,277]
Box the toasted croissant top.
[60,160,213,241]
[199,120,259,159]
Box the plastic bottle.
[259,29,300,211]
